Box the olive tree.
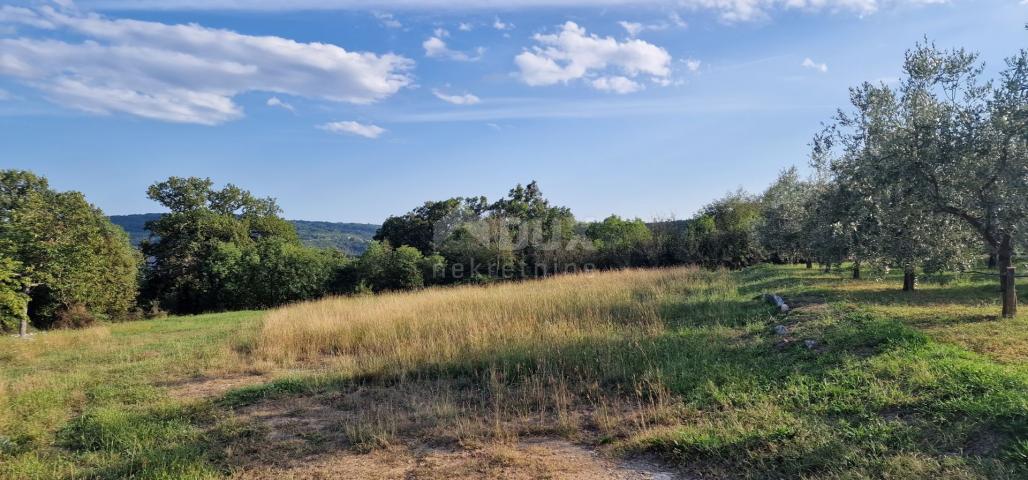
[758,167,813,266]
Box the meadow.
[1,265,1026,479]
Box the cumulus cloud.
[266,96,295,112]
[432,88,481,105]
[318,120,386,138]
[515,21,670,93]
[801,57,828,73]
[683,58,701,72]
[0,5,413,125]
[458,21,473,31]
[422,35,484,61]
[72,1,944,23]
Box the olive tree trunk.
[902,268,916,292]
[998,235,1017,318]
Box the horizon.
[2,0,1025,223]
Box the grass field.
[1,265,1026,479]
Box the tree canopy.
[0,170,140,330]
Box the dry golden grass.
[253,267,703,374]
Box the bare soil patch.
[163,373,269,399]
[222,385,681,479]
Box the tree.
[585,215,654,268]
[685,191,764,268]
[0,170,140,329]
[758,167,813,265]
[0,258,30,334]
[141,177,310,313]
[820,41,1026,310]
[375,197,487,256]
[813,81,976,287]
[488,181,579,277]
[353,241,425,292]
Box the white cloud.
[515,21,670,93]
[373,11,402,28]
[0,5,413,125]
[432,88,481,105]
[683,58,701,72]
[0,6,57,29]
[618,21,644,36]
[422,36,483,61]
[618,14,686,37]
[590,76,643,94]
[0,88,9,101]
[266,96,294,112]
[493,16,514,30]
[73,1,945,23]
[668,11,687,27]
[801,57,828,73]
[458,21,473,31]
[318,120,386,138]
[433,27,450,37]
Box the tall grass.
[253,267,722,375]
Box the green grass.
[1,266,1026,479]
[0,311,262,479]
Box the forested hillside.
[109,214,378,255]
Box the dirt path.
[232,438,676,479]
[216,390,681,479]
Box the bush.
[52,303,97,329]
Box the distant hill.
[108,214,379,256]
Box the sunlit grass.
[2,266,1026,479]
[0,311,264,479]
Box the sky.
[0,1,1025,224]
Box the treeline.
[2,37,1025,332]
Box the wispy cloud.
[266,96,295,112]
[380,94,833,124]
[318,120,386,138]
[801,57,828,73]
[423,35,484,61]
[0,5,413,125]
[372,11,402,28]
[76,1,942,22]
[432,89,481,105]
[617,12,686,37]
[492,16,514,30]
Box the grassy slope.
[1,266,1026,479]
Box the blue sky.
[1,1,1024,223]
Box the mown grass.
[0,311,264,479]
[1,266,1026,479]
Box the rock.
[763,293,790,313]
[804,339,819,349]
[773,325,789,336]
